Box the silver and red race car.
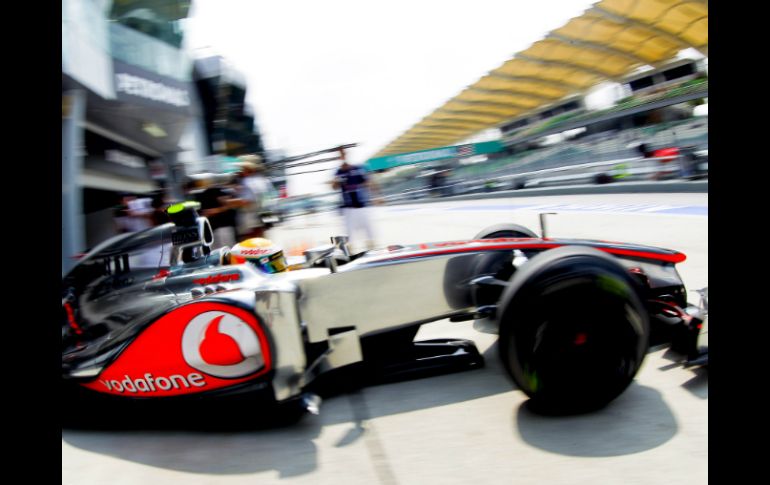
[61,202,707,420]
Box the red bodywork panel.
[81,302,272,397]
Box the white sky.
[184,0,597,194]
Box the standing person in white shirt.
[236,154,273,239]
[115,194,154,233]
[114,193,159,267]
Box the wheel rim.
[511,274,645,408]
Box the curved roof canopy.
[373,0,708,158]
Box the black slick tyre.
[474,223,538,240]
[496,246,649,414]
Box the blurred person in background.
[370,169,387,204]
[331,148,376,250]
[113,196,132,234]
[430,170,444,197]
[236,154,273,239]
[198,174,243,249]
[114,193,154,234]
[651,146,680,180]
[635,142,652,159]
[149,186,171,227]
[431,168,453,197]
[678,145,698,179]
[113,193,160,267]
[635,141,680,181]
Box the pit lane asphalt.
[62,192,707,485]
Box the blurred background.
[62,0,707,273]
[62,2,707,483]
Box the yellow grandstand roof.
[374,0,708,157]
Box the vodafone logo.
[192,273,240,285]
[181,311,264,379]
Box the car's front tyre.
[496,246,649,414]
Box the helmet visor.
[251,250,287,274]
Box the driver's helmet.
[230,238,287,274]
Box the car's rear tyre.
[474,223,538,240]
[497,246,649,414]
[443,224,537,310]
[470,223,539,307]
[473,222,539,283]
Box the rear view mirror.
[303,244,337,272]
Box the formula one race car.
[62,202,707,418]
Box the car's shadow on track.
[681,366,708,399]
[61,341,514,477]
[514,384,678,457]
[63,418,324,478]
[513,347,691,457]
[315,340,515,425]
[62,395,331,477]
[657,347,709,399]
[61,340,681,475]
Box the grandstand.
[368,0,708,200]
[377,98,707,199]
[504,76,707,148]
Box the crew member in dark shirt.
[196,177,242,248]
[331,148,376,250]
